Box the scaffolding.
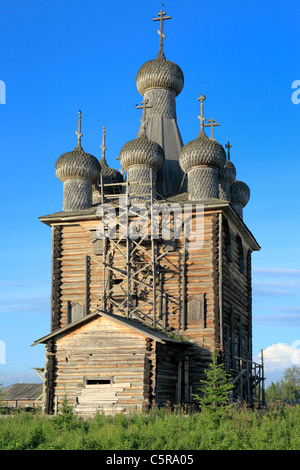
[230,352,266,405]
[90,169,182,331]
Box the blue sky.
[0,0,300,387]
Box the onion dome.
[55,111,100,212]
[136,50,184,97]
[219,159,236,185]
[230,179,250,208]
[100,155,123,185]
[55,143,100,184]
[119,134,164,172]
[179,130,226,174]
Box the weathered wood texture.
[221,216,253,369]
[45,207,254,413]
[52,226,62,331]
[53,316,157,415]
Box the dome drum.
[63,178,93,212]
[143,88,177,120]
[187,167,219,201]
[127,165,158,203]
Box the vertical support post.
[176,360,182,405]
[182,236,187,330]
[150,168,157,329]
[261,348,265,406]
[126,176,131,319]
[218,212,223,349]
[239,314,243,358]
[163,293,168,330]
[159,272,163,320]
[85,255,89,315]
[184,358,190,403]
[100,172,107,312]
[152,237,156,329]
[240,358,243,403]
[230,305,235,369]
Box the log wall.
[46,206,255,412]
[53,316,156,415]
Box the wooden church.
[33,7,263,417]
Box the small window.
[86,379,111,385]
[67,302,85,324]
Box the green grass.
[0,404,299,450]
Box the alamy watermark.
[0,340,6,364]
[96,198,204,251]
[291,80,300,104]
[0,80,6,104]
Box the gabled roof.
[32,310,184,346]
[2,383,43,400]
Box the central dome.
[136,50,184,97]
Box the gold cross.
[198,94,206,131]
[100,126,107,159]
[76,110,83,146]
[204,118,220,140]
[136,99,153,132]
[225,141,232,160]
[153,4,171,51]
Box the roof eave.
[32,310,183,346]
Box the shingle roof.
[2,383,43,400]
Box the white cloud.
[254,342,300,384]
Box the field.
[0,403,299,450]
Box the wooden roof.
[2,383,43,400]
[39,196,260,251]
[32,310,185,346]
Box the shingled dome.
[55,143,100,184]
[230,179,250,208]
[119,134,164,172]
[219,159,236,185]
[100,155,123,185]
[136,50,184,97]
[179,129,226,173]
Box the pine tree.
[193,350,234,412]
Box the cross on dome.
[100,126,107,160]
[225,141,232,160]
[75,110,83,146]
[153,4,171,52]
[198,94,206,131]
[204,118,220,141]
[136,99,153,132]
